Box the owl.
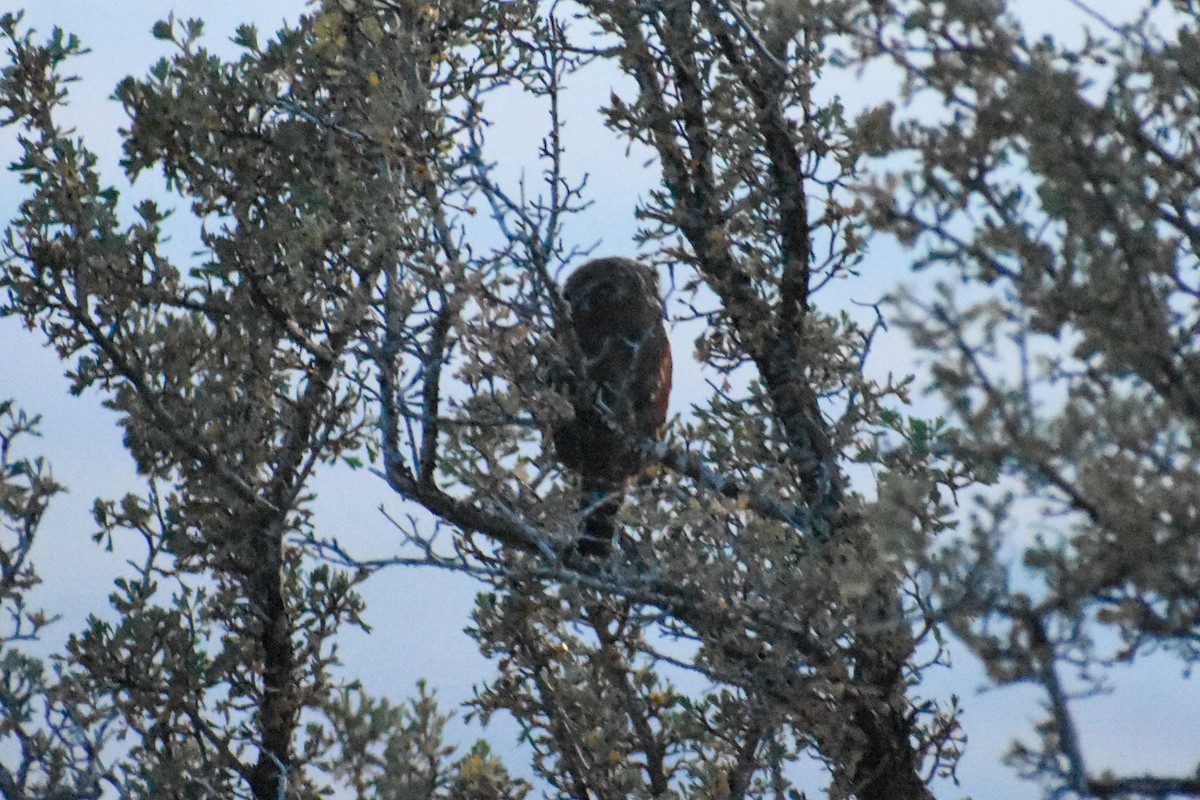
[553,257,672,556]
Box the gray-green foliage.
[9,1,1195,799]
[856,0,1200,796]
[0,400,113,800]
[1,0,956,795]
[1,4,532,798]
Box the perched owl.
[554,257,672,556]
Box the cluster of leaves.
[370,2,969,798]
[6,0,1197,799]
[852,0,1200,795]
[1,0,964,795]
[0,400,112,799]
[1,4,533,798]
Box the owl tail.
[577,481,624,557]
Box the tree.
[0,400,114,800]
[854,1,1200,796]
[1,7,532,799]
[1,1,1194,800]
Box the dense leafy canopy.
[2,2,1197,799]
